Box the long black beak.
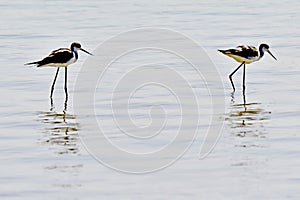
[267,50,277,60]
[80,48,93,55]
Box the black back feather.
[25,48,73,67]
[219,45,258,59]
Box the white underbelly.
[228,54,259,64]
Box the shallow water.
[1,0,300,199]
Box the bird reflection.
[38,110,79,154]
[226,101,271,138]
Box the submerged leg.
[64,98,68,112]
[242,63,247,106]
[229,62,245,92]
[243,91,247,108]
[50,68,60,99]
[64,67,68,103]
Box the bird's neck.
[259,46,265,58]
[73,49,78,59]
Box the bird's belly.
[40,63,68,67]
[228,54,258,64]
[45,57,77,67]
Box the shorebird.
[218,43,277,92]
[25,42,93,103]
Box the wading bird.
[25,42,93,106]
[218,43,277,92]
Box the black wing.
[219,45,258,58]
[234,45,258,58]
[26,48,73,67]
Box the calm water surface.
[0,0,300,199]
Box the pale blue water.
[0,0,300,199]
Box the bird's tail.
[24,61,45,67]
[218,49,226,54]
